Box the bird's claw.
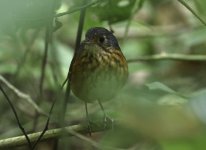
[87,120,93,136]
[103,115,114,129]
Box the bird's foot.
[87,120,94,136]
[103,115,114,129]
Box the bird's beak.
[82,39,90,44]
[83,37,98,44]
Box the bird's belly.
[71,69,124,102]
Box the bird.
[67,27,128,131]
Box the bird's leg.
[97,100,113,129]
[85,102,92,136]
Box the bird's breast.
[70,49,128,102]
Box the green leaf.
[146,82,177,94]
[146,82,189,99]
[91,0,137,23]
[190,89,206,101]
[189,89,206,124]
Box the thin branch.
[39,0,58,96]
[34,2,56,131]
[55,0,100,18]
[0,122,112,149]
[15,30,39,76]
[39,26,51,96]
[34,1,65,148]
[116,24,197,40]
[123,0,144,42]
[32,97,56,149]
[0,84,32,149]
[74,0,88,52]
[63,0,89,124]
[177,0,206,26]
[0,75,47,116]
[127,53,206,63]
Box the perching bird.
[66,27,128,130]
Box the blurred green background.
[1,0,206,149]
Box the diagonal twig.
[177,0,206,26]
[0,75,46,116]
[0,84,32,149]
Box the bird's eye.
[98,36,105,44]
